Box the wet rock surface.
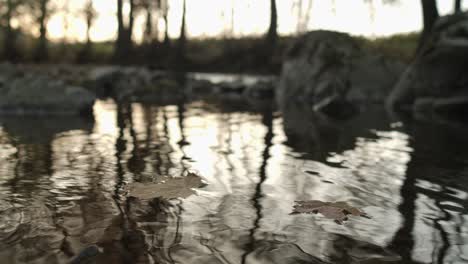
[387,12,468,119]
[85,67,184,103]
[0,64,95,116]
[1,62,276,116]
[277,30,405,119]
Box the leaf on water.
[291,200,370,224]
[127,172,204,200]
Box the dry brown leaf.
[291,200,369,224]
[127,172,204,200]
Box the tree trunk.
[115,0,124,60]
[144,4,153,43]
[86,20,92,45]
[179,0,186,44]
[454,0,462,13]
[176,0,187,67]
[4,0,18,61]
[35,0,49,62]
[419,0,439,50]
[266,0,278,47]
[77,0,94,63]
[114,0,134,62]
[128,0,135,41]
[85,0,94,45]
[163,11,170,46]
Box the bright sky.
[41,0,468,42]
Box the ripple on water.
[1,98,468,263]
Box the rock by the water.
[186,75,276,108]
[277,30,404,118]
[85,67,183,103]
[0,72,95,116]
[387,12,468,118]
[243,79,276,99]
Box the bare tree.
[175,0,186,67]
[454,0,462,13]
[84,0,97,45]
[32,0,51,62]
[266,0,278,47]
[114,0,135,62]
[143,0,155,43]
[161,0,170,46]
[2,0,22,61]
[134,0,160,44]
[419,0,439,48]
[77,0,97,63]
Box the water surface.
[1,96,468,264]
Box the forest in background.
[0,0,464,73]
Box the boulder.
[387,12,468,117]
[85,67,183,103]
[277,30,405,119]
[184,76,276,113]
[0,72,95,116]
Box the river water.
[1,95,468,263]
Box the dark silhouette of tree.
[175,0,186,69]
[179,0,186,46]
[419,0,439,49]
[454,0,462,13]
[133,0,161,44]
[84,0,96,46]
[114,0,135,62]
[30,0,51,62]
[77,0,97,63]
[259,0,278,70]
[266,0,278,48]
[144,0,155,43]
[161,0,170,47]
[2,0,22,61]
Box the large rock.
[86,67,183,103]
[0,71,95,116]
[277,30,405,119]
[387,12,468,119]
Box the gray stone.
[85,67,183,103]
[186,76,276,108]
[387,12,468,117]
[277,30,405,118]
[0,72,95,116]
[412,96,468,122]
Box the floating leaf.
[127,172,204,200]
[291,200,369,224]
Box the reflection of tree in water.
[390,122,468,263]
[115,103,129,198]
[241,109,273,263]
[0,117,115,262]
[127,104,147,181]
[7,142,53,197]
[108,101,189,263]
[122,197,184,264]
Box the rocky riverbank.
[2,12,467,123]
